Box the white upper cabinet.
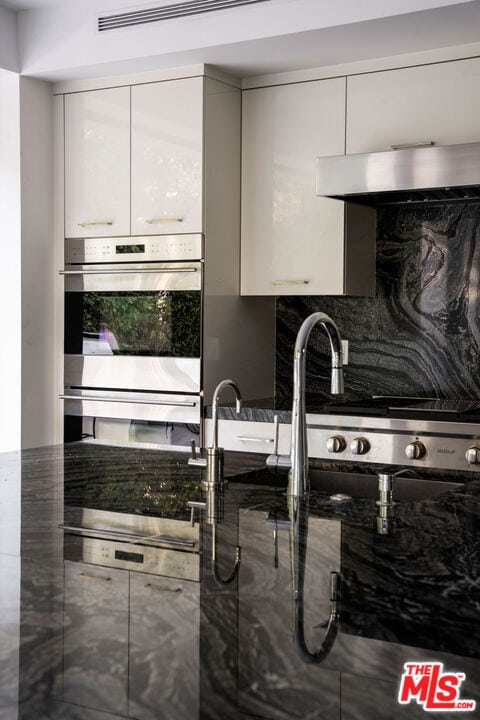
[131,78,204,236]
[347,58,480,154]
[64,87,130,238]
[241,78,350,296]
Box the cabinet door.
[131,78,204,236]
[205,418,291,456]
[129,572,200,720]
[62,560,129,715]
[347,57,480,154]
[65,87,130,238]
[241,78,346,296]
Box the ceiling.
[2,0,480,82]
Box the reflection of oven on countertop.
[61,443,203,580]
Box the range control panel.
[307,427,480,472]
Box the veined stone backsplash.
[276,202,480,411]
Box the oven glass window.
[65,290,201,357]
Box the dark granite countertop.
[2,442,480,719]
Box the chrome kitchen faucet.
[289,312,344,497]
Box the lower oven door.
[62,388,201,449]
[63,260,202,393]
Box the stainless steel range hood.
[315,142,480,205]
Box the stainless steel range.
[306,397,480,473]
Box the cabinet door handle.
[236,436,274,443]
[60,267,197,275]
[144,583,183,593]
[271,279,310,285]
[60,394,197,408]
[144,217,184,224]
[78,572,112,583]
[390,141,434,150]
[77,221,114,227]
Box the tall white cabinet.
[241,77,375,296]
[64,87,131,238]
[131,78,204,236]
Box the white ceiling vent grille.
[98,0,271,31]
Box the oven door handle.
[60,395,197,407]
[59,524,197,547]
[59,267,198,275]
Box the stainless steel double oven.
[62,235,203,449]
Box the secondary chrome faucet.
[290,312,344,497]
[188,379,242,586]
[188,379,242,487]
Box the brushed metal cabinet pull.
[236,436,274,443]
[271,279,310,285]
[78,572,112,583]
[77,221,114,227]
[144,217,184,224]
[390,141,435,150]
[144,583,183,593]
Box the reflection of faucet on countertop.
[289,495,340,664]
[187,379,242,585]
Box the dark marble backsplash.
[276,202,480,410]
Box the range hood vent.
[315,142,480,206]
[98,0,270,31]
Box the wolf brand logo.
[398,662,476,712]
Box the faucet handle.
[187,499,206,526]
[187,440,207,468]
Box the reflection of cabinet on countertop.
[62,560,200,719]
[241,78,375,297]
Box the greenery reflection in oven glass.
[83,291,200,357]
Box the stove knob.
[405,441,426,460]
[327,435,346,453]
[350,437,370,455]
[466,446,480,465]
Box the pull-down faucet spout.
[289,312,344,498]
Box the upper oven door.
[63,261,202,393]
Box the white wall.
[0,73,54,452]
[0,72,21,453]
[0,7,18,73]
[19,77,54,449]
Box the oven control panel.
[65,234,203,264]
[307,427,480,471]
[65,536,200,582]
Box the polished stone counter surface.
[2,442,480,719]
